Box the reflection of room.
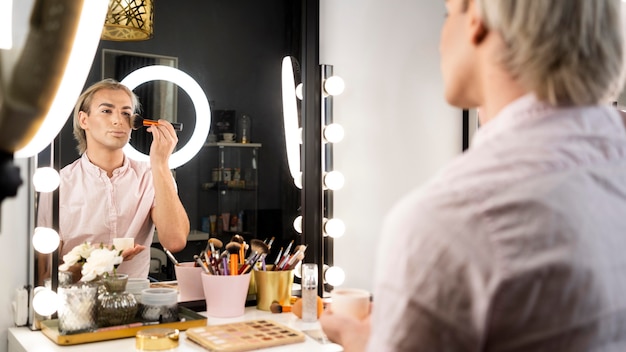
[50,1,303,277]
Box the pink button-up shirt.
[370,95,626,351]
[39,152,156,279]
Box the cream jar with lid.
[140,288,178,323]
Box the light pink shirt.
[370,95,626,351]
[39,152,155,278]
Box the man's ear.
[78,111,89,129]
[468,3,488,45]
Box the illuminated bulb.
[0,0,12,49]
[294,172,303,189]
[324,218,346,238]
[293,215,303,233]
[323,76,345,96]
[295,83,303,100]
[32,167,60,193]
[323,123,344,143]
[323,171,345,190]
[294,261,302,278]
[121,65,211,169]
[32,288,58,316]
[325,266,346,286]
[32,227,60,254]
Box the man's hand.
[121,244,146,261]
[319,303,372,352]
[147,119,178,166]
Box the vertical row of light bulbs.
[281,57,346,287]
[31,165,62,316]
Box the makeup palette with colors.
[186,319,305,351]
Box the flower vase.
[57,281,98,335]
[97,274,138,328]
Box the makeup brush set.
[176,236,306,276]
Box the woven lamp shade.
[101,0,154,41]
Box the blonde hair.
[72,79,140,155]
[477,0,624,106]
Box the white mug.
[222,133,236,141]
[330,288,371,320]
[113,238,134,251]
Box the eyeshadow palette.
[186,319,306,352]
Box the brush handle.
[136,116,183,131]
[229,254,238,276]
[222,257,229,275]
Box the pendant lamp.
[101,0,154,41]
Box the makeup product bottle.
[301,263,318,322]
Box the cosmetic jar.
[126,278,150,303]
[136,328,179,351]
[140,288,179,323]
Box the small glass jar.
[97,274,138,327]
[140,288,179,323]
[237,114,251,143]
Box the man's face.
[440,0,477,108]
[79,88,133,152]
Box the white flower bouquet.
[59,242,123,282]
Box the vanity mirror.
[32,0,306,286]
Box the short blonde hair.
[477,0,624,106]
[72,79,140,155]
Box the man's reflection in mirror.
[37,79,190,285]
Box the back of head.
[72,79,140,155]
[477,0,624,106]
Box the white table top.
[8,307,342,352]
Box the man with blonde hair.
[321,0,626,351]
[39,78,190,279]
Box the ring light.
[121,65,210,169]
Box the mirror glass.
[34,0,303,284]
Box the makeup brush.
[285,245,307,270]
[225,242,242,276]
[272,247,284,270]
[239,239,269,274]
[265,236,275,250]
[275,240,294,271]
[131,114,183,131]
[193,254,211,274]
[207,238,223,259]
[163,248,179,266]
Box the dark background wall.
[55,0,302,256]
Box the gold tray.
[41,306,207,346]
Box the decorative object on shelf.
[97,273,138,327]
[238,114,251,143]
[101,0,154,41]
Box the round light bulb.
[324,76,345,96]
[293,215,303,233]
[323,123,344,143]
[294,172,303,189]
[32,227,60,254]
[324,171,345,190]
[32,167,60,193]
[324,218,346,238]
[32,287,58,316]
[295,83,303,100]
[325,266,346,287]
[294,261,302,278]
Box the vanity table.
[8,307,342,352]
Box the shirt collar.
[471,94,557,148]
[81,151,130,177]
